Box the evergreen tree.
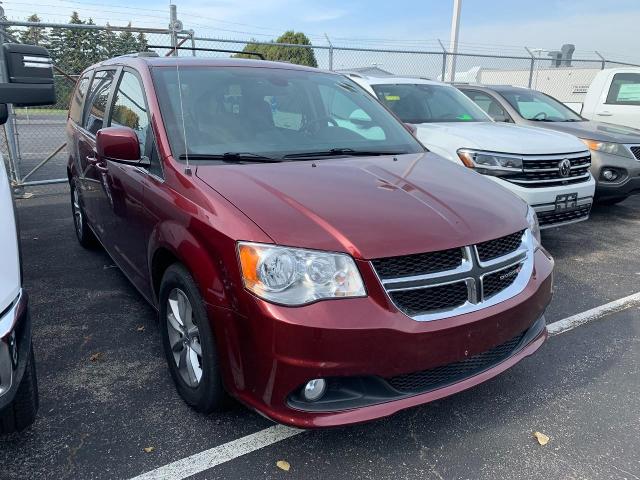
[19,14,48,46]
[117,24,139,55]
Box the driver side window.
[109,71,150,149]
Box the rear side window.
[109,71,150,149]
[69,71,91,124]
[83,70,116,135]
[606,73,640,105]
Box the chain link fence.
[2,20,639,188]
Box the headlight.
[526,206,541,247]
[457,149,523,176]
[237,242,366,305]
[580,139,633,158]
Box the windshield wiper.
[178,152,282,163]
[282,148,407,159]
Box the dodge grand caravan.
[66,55,554,428]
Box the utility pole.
[168,4,183,57]
[446,0,462,82]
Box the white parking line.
[128,424,303,480]
[547,291,640,336]
[128,292,640,480]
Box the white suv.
[347,74,596,228]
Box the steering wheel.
[533,111,548,120]
[303,116,338,134]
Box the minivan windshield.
[371,83,490,124]
[500,89,584,122]
[151,66,424,161]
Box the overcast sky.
[4,0,640,62]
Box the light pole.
[446,0,462,82]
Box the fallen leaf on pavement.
[533,431,550,446]
[143,447,155,453]
[136,325,145,332]
[276,460,290,472]
[89,352,103,362]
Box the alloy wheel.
[166,288,203,388]
[72,187,83,237]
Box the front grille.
[507,154,591,188]
[630,146,640,160]
[372,230,532,321]
[476,230,524,262]
[390,282,468,316]
[482,263,521,299]
[387,331,526,393]
[372,248,463,280]
[538,204,591,227]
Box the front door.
[99,69,153,295]
[78,69,118,238]
[595,72,640,129]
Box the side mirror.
[404,122,417,136]
[96,127,147,165]
[0,104,7,126]
[492,114,512,123]
[0,44,56,106]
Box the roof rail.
[145,45,265,60]
[118,51,160,58]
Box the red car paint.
[66,57,553,428]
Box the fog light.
[302,379,326,402]
[602,169,618,181]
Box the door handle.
[597,111,613,116]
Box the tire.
[159,263,227,413]
[70,178,98,248]
[0,346,39,434]
[597,196,628,206]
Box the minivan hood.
[521,119,640,144]
[196,153,528,259]
[414,121,588,155]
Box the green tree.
[235,31,317,67]
[19,14,48,46]
[116,24,140,56]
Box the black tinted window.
[606,73,640,105]
[83,70,115,135]
[109,71,150,148]
[69,71,91,124]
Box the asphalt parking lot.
[0,184,638,480]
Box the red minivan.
[66,54,553,428]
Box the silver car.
[458,84,640,205]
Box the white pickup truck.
[579,68,640,129]
[347,74,596,229]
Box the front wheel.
[70,179,97,248]
[159,264,227,413]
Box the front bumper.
[489,176,596,229]
[211,248,554,428]
[590,150,640,200]
[0,290,32,412]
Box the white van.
[581,68,640,129]
[347,74,596,228]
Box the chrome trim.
[23,62,52,69]
[509,172,591,184]
[522,164,590,173]
[0,290,22,398]
[372,230,535,322]
[22,55,51,63]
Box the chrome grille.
[506,152,591,188]
[373,230,534,322]
[476,230,524,262]
[389,281,469,316]
[372,248,463,280]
